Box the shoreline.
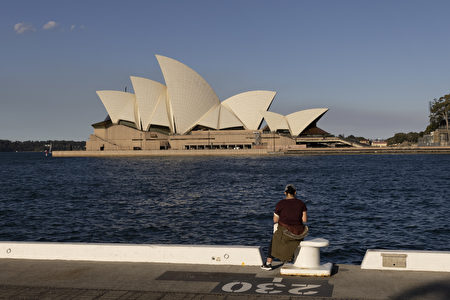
[52,146,450,157]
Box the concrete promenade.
[1,259,449,299]
[52,146,450,157]
[53,149,270,157]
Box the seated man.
[261,184,308,270]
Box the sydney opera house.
[86,55,332,151]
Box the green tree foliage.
[427,94,450,135]
[346,135,367,142]
[386,132,423,146]
[0,140,85,152]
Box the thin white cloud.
[42,21,58,30]
[14,20,83,34]
[13,22,36,34]
[70,24,86,31]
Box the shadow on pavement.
[392,279,450,300]
[331,264,339,276]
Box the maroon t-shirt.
[274,198,307,235]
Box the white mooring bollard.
[280,237,333,276]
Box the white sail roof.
[150,91,171,129]
[197,103,246,130]
[95,55,329,136]
[197,104,220,129]
[286,108,328,136]
[219,105,244,129]
[130,76,167,131]
[222,91,276,130]
[96,91,137,127]
[261,111,290,132]
[156,55,220,134]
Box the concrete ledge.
[285,146,450,155]
[52,149,270,157]
[52,146,450,157]
[281,262,333,276]
[361,249,450,272]
[0,242,263,266]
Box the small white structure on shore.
[281,237,333,276]
[361,249,450,272]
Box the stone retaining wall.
[52,147,450,157]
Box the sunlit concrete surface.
[0,242,263,266]
[361,249,450,272]
[53,149,271,157]
[53,146,450,157]
[0,259,449,299]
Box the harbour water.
[0,152,449,264]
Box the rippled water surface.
[0,152,449,264]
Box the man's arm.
[273,213,279,223]
[302,211,308,223]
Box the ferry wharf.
[1,259,449,300]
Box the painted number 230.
[222,281,320,295]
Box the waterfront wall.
[53,147,450,157]
[53,149,270,157]
[284,146,450,155]
[0,242,263,266]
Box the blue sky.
[2,0,450,141]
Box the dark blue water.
[0,153,449,264]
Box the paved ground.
[0,259,449,299]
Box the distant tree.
[346,135,367,142]
[0,140,14,151]
[427,94,450,140]
[387,132,423,146]
[0,140,85,152]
